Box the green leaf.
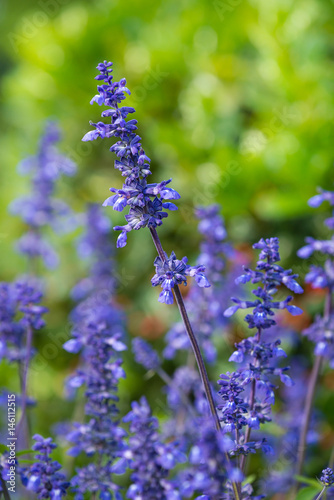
[16,449,34,457]
[294,475,322,488]
[295,486,322,500]
[243,474,256,485]
[0,444,8,454]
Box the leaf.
[294,475,322,488]
[16,449,34,457]
[0,444,8,454]
[295,486,322,500]
[243,474,256,485]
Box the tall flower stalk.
[295,188,334,481]
[63,204,128,500]
[5,121,76,446]
[82,61,221,434]
[223,238,303,477]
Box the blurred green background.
[1,0,334,494]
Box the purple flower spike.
[22,435,69,499]
[10,121,77,268]
[84,61,180,247]
[225,237,303,330]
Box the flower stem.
[295,353,323,477]
[315,486,326,500]
[239,378,256,473]
[149,227,221,432]
[239,328,261,474]
[295,289,331,482]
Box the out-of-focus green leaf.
[295,486,322,500]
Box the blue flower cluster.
[132,337,161,371]
[63,205,128,499]
[225,238,303,329]
[22,434,69,499]
[298,189,334,365]
[9,121,76,268]
[82,61,180,248]
[320,467,334,486]
[151,250,210,304]
[123,397,185,500]
[0,279,47,362]
[177,420,243,499]
[220,238,303,459]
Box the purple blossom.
[176,419,242,499]
[162,366,208,447]
[83,61,180,247]
[9,121,77,268]
[123,397,185,500]
[21,434,69,499]
[132,337,161,371]
[303,315,334,367]
[217,237,301,469]
[298,189,334,365]
[63,205,128,499]
[224,238,303,329]
[0,279,47,362]
[320,468,334,486]
[151,250,210,305]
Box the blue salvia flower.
[221,483,265,500]
[132,337,161,371]
[151,250,210,305]
[63,204,127,499]
[0,279,48,362]
[176,419,244,499]
[123,397,185,500]
[298,189,334,366]
[163,366,208,447]
[302,316,334,367]
[164,204,236,362]
[225,238,303,328]
[21,434,69,499]
[82,61,180,248]
[71,203,115,300]
[221,238,303,458]
[260,360,318,496]
[9,121,77,269]
[320,468,334,486]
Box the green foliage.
[295,486,323,500]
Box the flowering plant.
[0,61,333,500]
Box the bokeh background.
[1,0,334,495]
